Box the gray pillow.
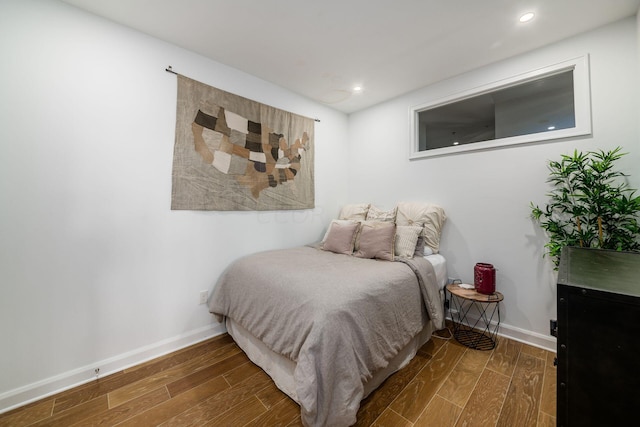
[414,236,426,257]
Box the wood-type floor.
[0,328,556,426]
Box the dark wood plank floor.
[0,329,556,426]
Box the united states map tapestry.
[171,75,314,211]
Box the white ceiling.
[61,0,640,114]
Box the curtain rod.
[165,66,320,122]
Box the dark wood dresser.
[556,247,640,427]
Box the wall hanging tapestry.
[171,75,314,211]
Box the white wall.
[348,17,639,349]
[0,0,348,411]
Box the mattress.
[426,253,447,290]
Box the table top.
[446,283,504,303]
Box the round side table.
[446,283,503,350]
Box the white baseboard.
[0,323,226,415]
[1,316,556,415]
[495,321,557,352]
[446,311,557,352]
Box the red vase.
[474,263,496,295]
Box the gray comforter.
[208,245,444,427]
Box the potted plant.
[530,146,640,267]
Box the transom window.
[409,56,591,159]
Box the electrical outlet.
[550,319,558,337]
[199,290,208,305]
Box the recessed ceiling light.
[353,85,362,92]
[519,12,535,23]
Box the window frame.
[409,55,592,159]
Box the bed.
[208,202,447,426]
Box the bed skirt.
[225,317,435,404]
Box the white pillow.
[396,202,446,253]
[395,225,423,259]
[366,205,397,222]
[338,203,370,221]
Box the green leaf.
[530,146,640,266]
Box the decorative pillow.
[338,203,370,221]
[395,225,423,259]
[396,202,446,253]
[414,236,426,257]
[413,236,434,256]
[321,219,359,243]
[322,221,360,255]
[353,220,379,251]
[366,205,397,222]
[354,221,395,261]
